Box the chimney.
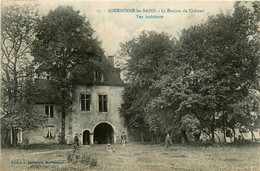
[108,56,114,68]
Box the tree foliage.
[120,2,259,143]
[31,6,104,143]
[1,4,46,147]
[120,31,176,140]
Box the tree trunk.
[140,131,144,142]
[60,110,66,144]
[251,131,255,142]
[211,115,215,142]
[152,133,155,142]
[194,131,201,142]
[232,129,236,142]
[181,130,188,144]
[240,132,244,140]
[12,127,17,147]
[60,89,66,144]
[5,129,11,146]
[223,127,226,143]
[214,133,221,143]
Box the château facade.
[18,56,126,145]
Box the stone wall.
[72,85,126,144]
[22,104,61,144]
[22,85,126,145]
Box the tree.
[120,31,176,141]
[1,4,45,147]
[121,2,259,143]
[153,1,259,142]
[31,6,104,144]
[144,42,204,143]
[231,89,260,142]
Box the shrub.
[198,140,215,147]
[89,158,98,166]
[67,149,97,166]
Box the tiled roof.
[93,57,124,86]
[72,57,124,86]
[34,57,124,104]
[33,79,60,104]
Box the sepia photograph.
[1,0,259,170]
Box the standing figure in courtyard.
[165,133,172,148]
[121,132,127,146]
[74,133,79,150]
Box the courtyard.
[1,142,259,171]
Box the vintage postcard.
[1,0,259,171]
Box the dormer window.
[94,71,104,82]
[37,72,52,80]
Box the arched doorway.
[94,123,114,144]
[83,130,90,145]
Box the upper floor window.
[99,95,108,112]
[94,71,104,82]
[45,105,54,118]
[81,94,91,111]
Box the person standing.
[74,133,79,150]
[165,133,172,148]
[121,132,127,147]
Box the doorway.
[94,123,114,144]
[83,130,90,145]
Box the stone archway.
[83,130,90,145]
[94,122,114,144]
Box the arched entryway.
[94,123,114,144]
[83,130,90,145]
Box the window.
[226,130,232,137]
[94,71,104,82]
[37,72,52,80]
[45,126,55,139]
[45,105,54,118]
[81,94,91,111]
[99,95,108,112]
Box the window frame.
[45,105,54,118]
[226,129,232,138]
[99,95,108,112]
[94,71,104,82]
[81,93,91,111]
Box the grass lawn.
[1,142,260,171]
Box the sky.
[2,1,235,57]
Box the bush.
[89,158,98,166]
[197,140,215,147]
[67,149,97,166]
[232,139,254,146]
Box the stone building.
[19,56,125,145]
